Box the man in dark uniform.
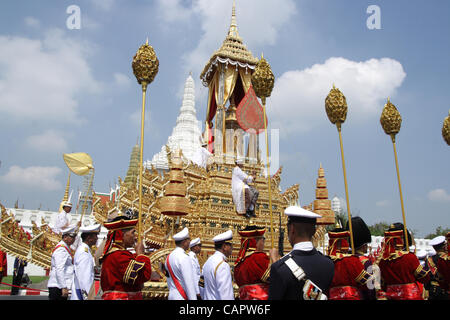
[425,235,449,300]
[435,232,450,297]
[268,206,334,300]
[11,257,27,295]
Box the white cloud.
[155,0,297,104]
[376,200,390,207]
[92,0,115,12]
[427,189,450,203]
[0,166,62,191]
[25,130,68,153]
[114,72,132,87]
[24,17,40,28]
[0,29,102,125]
[194,0,294,64]
[267,57,406,135]
[156,0,193,23]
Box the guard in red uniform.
[100,215,151,300]
[327,228,373,300]
[435,232,450,297]
[0,249,7,284]
[378,223,430,300]
[234,225,271,300]
[346,216,378,300]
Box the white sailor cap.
[61,224,77,236]
[235,156,244,164]
[284,206,321,220]
[427,248,436,256]
[189,237,201,248]
[429,235,446,247]
[416,250,427,259]
[61,201,72,208]
[173,227,190,242]
[80,224,101,234]
[212,230,233,243]
[409,245,416,253]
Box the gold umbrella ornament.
[380,98,409,251]
[251,53,275,248]
[325,85,355,254]
[132,38,159,242]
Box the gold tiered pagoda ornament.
[159,150,190,217]
[313,164,335,225]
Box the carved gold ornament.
[380,98,402,140]
[132,39,159,86]
[325,85,348,126]
[442,110,450,146]
[251,55,275,103]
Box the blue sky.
[0,0,448,237]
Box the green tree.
[424,226,450,239]
[368,222,391,237]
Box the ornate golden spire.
[200,0,258,84]
[58,171,71,212]
[228,0,239,38]
[124,143,141,187]
[313,164,335,225]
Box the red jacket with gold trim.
[234,252,270,300]
[234,252,270,286]
[379,252,430,286]
[329,255,372,299]
[100,246,151,295]
[436,253,450,291]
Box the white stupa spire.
[145,74,202,170]
[331,195,342,214]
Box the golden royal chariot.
[0,3,342,299]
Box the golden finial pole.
[325,85,355,254]
[252,53,275,248]
[132,38,159,243]
[380,98,409,251]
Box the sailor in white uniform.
[192,139,212,169]
[202,230,235,300]
[232,157,259,218]
[53,201,73,234]
[70,224,101,300]
[48,225,77,300]
[165,227,198,300]
[188,237,203,298]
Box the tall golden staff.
[252,54,275,248]
[325,85,355,253]
[132,38,159,242]
[380,98,409,251]
[443,109,450,146]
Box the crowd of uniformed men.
[45,198,449,301]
